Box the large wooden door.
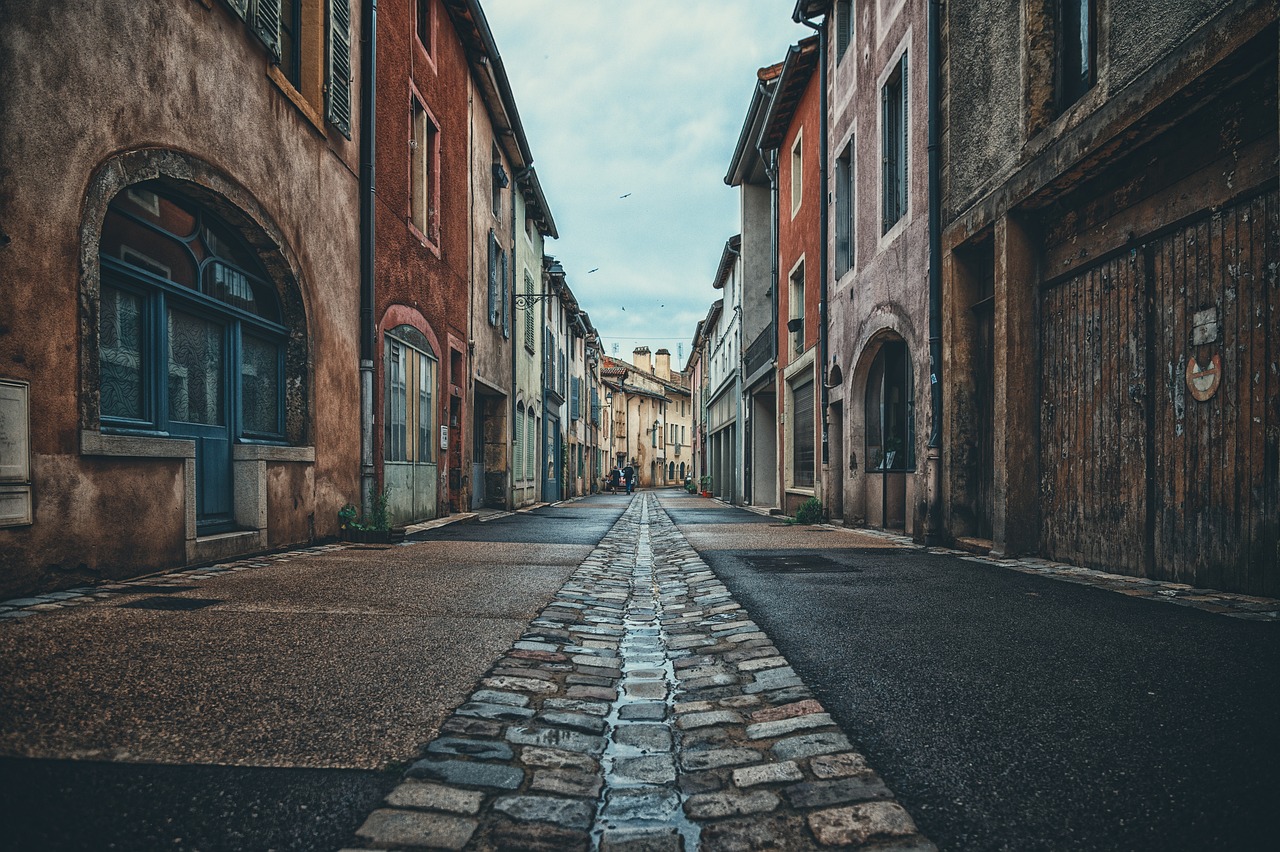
[1040,188,1279,593]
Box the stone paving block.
[731,760,803,787]
[456,701,536,723]
[750,698,824,724]
[505,725,607,756]
[542,697,611,717]
[425,737,514,761]
[406,759,523,790]
[540,710,608,734]
[600,787,682,822]
[717,695,761,710]
[355,808,477,850]
[519,745,599,773]
[566,684,617,702]
[674,700,714,714]
[489,819,591,852]
[493,795,594,830]
[566,673,613,687]
[771,732,853,761]
[742,675,804,695]
[484,675,559,693]
[612,754,677,785]
[440,717,505,739]
[784,775,892,809]
[679,769,727,795]
[530,768,603,798]
[683,789,780,819]
[599,826,683,852]
[675,709,742,729]
[807,801,919,846]
[680,747,762,771]
[698,815,808,852]
[385,781,484,815]
[745,712,835,740]
[624,680,668,700]
[614,722,673,752]
[618,702,667,721]
[469,689,531,708]
[810,752,871,779]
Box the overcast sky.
[482,0,809,372]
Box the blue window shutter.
[253,0,282,62]
[326,0,353,139]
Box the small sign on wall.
[440,425,449,451]
[0,379,32,527]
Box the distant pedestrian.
[623,464,635,494]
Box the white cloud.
[481,0,806,369]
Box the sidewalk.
[347,493,933,851]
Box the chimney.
[655,348,671,381]
[632,346,651,372]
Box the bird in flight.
[588,268,599,274]
[619,193,631,199]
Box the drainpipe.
[359,0,379,517]
[510,168,528,511]
[926,0,945,544]
[798,13,831,486]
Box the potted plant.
[699,475,712,497]
[338,487,405,543]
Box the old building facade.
[941,0,1278,595]
[0,0,362,597]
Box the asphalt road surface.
[0,498,626,851]
[662,490,1280,851]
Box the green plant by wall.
[795,497,824,525]
[368,485,390,532]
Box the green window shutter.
[898,53,909,219]
[326,0,353,139]
[226,0,251,21]
[253,0,282,62]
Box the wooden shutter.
[836,0,852,60]
[253,0,282,62]
[898,53,909,221]
[487,232,498,326]
[501,249,510,339]
[226,0,251,21]
[326,0,353,139]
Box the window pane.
[242,335,280,434]
[101,285,145,420]
[418,351,434,462]
[167,308,224,425]
[792,379,815,487]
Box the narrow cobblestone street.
[2,490,1276,850]
[349,493,929,851]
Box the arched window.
[865,340,914,471]
[526,409,536,484]
[384,325,437,464]
[99,181,288,532]
[668,461,675,481]
[680,462,686,480]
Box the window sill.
[233,444,315,463]
[82,430,195,459]
[407,221,442,258]
[267,64,327,137]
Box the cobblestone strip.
[816,524,1280,622]
[345,493,935,851]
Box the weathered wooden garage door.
[1040,187,1279,595]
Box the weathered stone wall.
[0,0,361,595]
